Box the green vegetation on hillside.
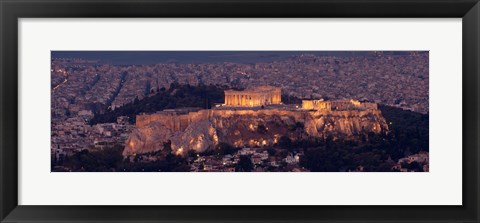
[89,83,225,125]
[378,104,429,155]
[52,145,190,172]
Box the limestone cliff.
[125,122,172,155]
[123,109,388,157]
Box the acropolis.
[126,86,387,157]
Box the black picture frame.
[1,0,479,222]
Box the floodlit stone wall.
[126,107,388,157]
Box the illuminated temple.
[224,86,282,107]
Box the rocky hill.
[123,108,388,157]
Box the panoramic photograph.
[51,51,429,172]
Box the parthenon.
[224,86,282,107]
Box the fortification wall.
[136,110,210,131]
[136,108,382,132]
[136,109,307,130]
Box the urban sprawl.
[51,52,429,172]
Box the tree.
[187,149,197,158]
[293,122,305,140]
[215,142,236,155]
[266,147,276,156]
[51,152,57,169]
[99,146,124,170]
[163,140,172,154]
[257,124,267,134]
[300,148,341,172]
[402,161,424,172]
[235,155,254,172]
[278,136,292,151]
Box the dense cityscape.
[51,51,429,172]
